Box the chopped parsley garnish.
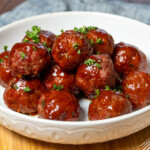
[4,56,8,59]
[65,54,69,58]
[23,38,29,43]
[74,26,98,34]
[94,89,100,98]
[3,45,8,51]
[33,46,36,51]
[84,58,96,66]
[41,99,45,108]
[14,85,18,90]
[26,25,41,43]
[60,29,64,33]
[56,35,59,38]
[96,38,103,44]
[79,37,82,40]
[90,39,94,46]
[53,84,63,91]
[20,52,26,60]
[0,59,3,63]
[98,60,101,62]
[77,50,81,54]
[84,58,101,68]
[97,51,100,54]
[43,42,47,47]
[47,48,52,52]
[90,101,92,104]
[95,63,101,68]
[125,95,129,98]
[23,86,31,92]
[73,43,79,49]
[105,86,110,91]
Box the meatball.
[43,65,80,95]
[51,30,93,71]
[10,42,51,78]
[3,77,45,114]
[38,90,80,121]
[0,51,12,87]
[88,90,132,120]
[76,54,118,98]
[86,28,114,56]
[122,70,150,109]
[23,29,56,51]
[113,42,147,77]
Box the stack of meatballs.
[0,25,149,121]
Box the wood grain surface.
[0,0,150,150]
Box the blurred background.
[0,0,150,27]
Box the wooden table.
[0,0,150,149]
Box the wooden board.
[0,123,150,150]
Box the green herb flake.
[0,59,3,63]
[26,25,41,43]
[95,63,101,68]
[3,45,8,51]
[98,60,101,63]
[47,48,52,52]
[65,54,69,58]
[20,52,26,60]
[14,85,18,90]
[23,86,31,92]
[43,42,47,47]
[4,56,8,59]
[94,89,100,98]
[74,26,98,34]
[90,101,92,105]
[79,37,82,40]
[53,84,63,91]
[77,50,81,54]
[56,35,59,38]
[41,99,45,108]
[97,51,100,54]
[90,39,94,46]
[96,38,103,44]
[60,29,64,33]
[125,95,129,98]
[105,86,110,91]
[33,46,36,51]
[73,43,79,49]
[23,38,29,43]
[84,58,96,66]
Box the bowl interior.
[0,12,150,122]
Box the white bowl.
[0,12,150,145]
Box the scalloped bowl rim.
[0,11,150,126]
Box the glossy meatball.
[3,77,45,114]
[86,28,114,56]
[122,70,150,109]
[0,51,12,87]
[113,42,147,77]
[23,30,56,50]
[10,42,51,78]
[76,54,118,98]
[43,65,80,95]
[88,90,132,120]
[38,90,80,121]
[52,30,93,71]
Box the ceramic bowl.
[0,12,150,145]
